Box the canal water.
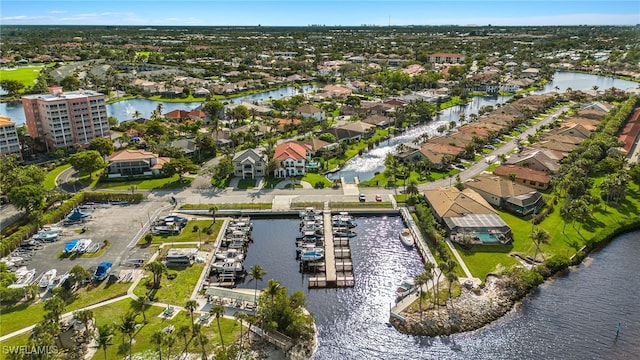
[241,217,640,359]
[330,72,639,182]
[0,85,317,125]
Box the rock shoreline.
[391,275,524,336]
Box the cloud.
[1,15,51,21]
[48,10,67,14]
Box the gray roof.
[204,287,258,303]
[444,213,509,230]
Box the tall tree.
[94,323,114,360]
[44,296,65,324]
[8,185,45,215]
[209,205,218,224]
[175,324,191,358]
[162,157,198,180]
[145,261,167,289]
[117,311,138,359]
[529,227,551,261]
[73,309,94,339]
[88,137,115,157]
[185,299,198,329]
[69,150,105,176]
[151,330,165,360]
[248,264,266,307]
[210,304,226,348]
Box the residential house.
[169,139,197,156]
[465,174,544,216]
[505,148,562,173]
[273,142,312,178]
[106,149,170,177]
[232,149,267,179]
[295,104,325,122]
[423,187,512,245]
[618,108,640,155]
[362,114,392,128]
[323,121,375,143]
[273,117,302,132]
[164,109,190,122]
[493,165,551,190]
[298,138,340,156]
[520,68,540,79]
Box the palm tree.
[145,261,167,289]
[446,271,458,300]
[117,311,138,359]
[210,304,226,348]
[94,324,114,360]
[165,334,176,360]
[151,330,165,360]
[209,205,218,225]
[530,227,551,262]
[248,264,266,307]
[414,272,429,320]
[175,324,191,358]
[185,300,198,329]
[136,295,148,323]
[264,279,282,327]
[235,312,247,350]
[245,316,256,345]
[132,109,141,120]
[405,180,419,198]
[192,323,208,360]
[44,296,65,324]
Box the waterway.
[241,217,640,359]
[330,72,639,182]
[0,84,317,125]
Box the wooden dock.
[308,210,355,289]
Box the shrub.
[314,181,325,189]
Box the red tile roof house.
[106,150,170,177]
[273,142,312,178]
[619,108,640,155]
[164,109,190,122]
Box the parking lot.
[21,200,169,278]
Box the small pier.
[308,210,355,288]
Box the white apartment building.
[0,116,21,159]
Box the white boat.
[399,228,414,248]
[32,231,59,242]
[39,269,57,288]
[48,272,70,290]
[41,224,63,234]
[396,278,416,298]
[300,249,324,262]
[215,248,245,261]
[8,267,36,288]
[76,239,92,253]
[211,259,244,273]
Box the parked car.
[375,194,382,202]
[454,163,466,170]
[359,193,366,202]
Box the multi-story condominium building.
[22,86,109,150]
[0,115,21,159]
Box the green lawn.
[139,220,222,245]
[455,181,640,280]
[0,281,130,336]
[133,263,204,306]
[43,163,71,190]
[96,175,194,190]
[237,179,256,189]
[2,297,240,360]
[0,66,45,87]
[300,173,332,187]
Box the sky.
[1,1,639,26]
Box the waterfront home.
[164,109,190,122]
[618,108,640,156]
[323,121,375,143]
[273,117,302,132]
[273,142,312,178]
[423,187,512,245]
[362,114,392,128]
[493,165,551,191]
[298,138,340,157]
[106,149,170,177]
[465,174,544,216]
[233,149,267,179]
[295,104,325,122]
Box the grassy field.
[43,163,71,190]
[133,263,205,306]
[237,179,256,189]
[456,180,640,280]
[95,175,194,190]
[0,280,130,336]
[0,66,44,87]
[301,173,332,187]
[139,220,222,245]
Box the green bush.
[314,181,325,189]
